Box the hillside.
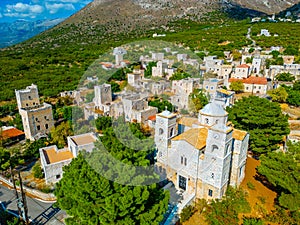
[1,0,300,102]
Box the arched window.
[170,128,174,137]
[159,128,164,135]
[212,145,218,152]
[205,118,209,124]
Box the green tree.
[0,147,10,171]
[204,187,250,225]
[188,89,209,113]
[144,62,157,78]
[180,205,195,222]
[275,72,295,82]
[23,138,47,159]
[169,69,191,81]
[95,116,112,131]
[257,141,300,211]
[55,154,169,224]
[267,87,288,103]
[149,98,173,113]
[229,81,244,93]
[50,121,74,148]
[242,217,263,225]
[227,96,289,155]
[283,46,299,56]
[32,163,44,179]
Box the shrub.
[247,182,256,190]
[180,205,195,222]
[32,163,44,179]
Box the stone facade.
[155,101,249,203]
[16,84,54,141]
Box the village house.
[232,64,251,79]
[228,76,268,94]
[155,101,249,205]
[40,132,97,184]
[15,84,54,141]
[171,78,200,110]
[0,126,25,145]
[202,78,223,99]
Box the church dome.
[200,101,227,116]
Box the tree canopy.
[227,96,289,154]
[267,86,288,103]
[275,72,295,82]
[55,117,169,224]
[229,81,244,93]
[257,141,300,211]
[188,89,209,113]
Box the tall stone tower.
[155,110,177,164]
[15,84,54,141]
[201,123,233,199]
[15,84,40,110]
[94,84,112,110]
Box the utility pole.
[10,166,30,224]
[18,171,29,225]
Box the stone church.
[155,101,249,200]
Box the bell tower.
[201,123,233,199]
[155,110,177,163]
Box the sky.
[0,0,93,23]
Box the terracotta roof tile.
[177,117,198,127]
[172,128,208,150]
[229,77,267,85]
[148,115,156,121]
[42,147,73,164]
[237,64,250,68]
[1,128,24,139]
[233,129,247,141]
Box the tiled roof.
[233,129,248,141]
[1,128,24,139]
[217,89,234,96]
[177,117,198,127]
[148,115,156,121]
[42,147,73,164]
[229,77,267,85]
[172,128,208,150]
[237,64,250,68]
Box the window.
[37,125,40,131]
[208,189,213,197]
[211,173,214,179]
[159,128,164,135]
[181,156,184,164]
[179,175,187,190]
[205,118,209,124]
[184,157,187,166]
[215,119,219,124]
[45,124,48,129]
[212,145,218,152]
[56,174,61,179]
[28,96,32,100]
[170,128,174,137]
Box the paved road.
[0,184,65,224]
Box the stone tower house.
[94,84,112,111]
[15,84,54,141]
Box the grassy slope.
[1,12,300,102]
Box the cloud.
[0,13,2,18]
[4,3,44,18]
[45,3,75,14]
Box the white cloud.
[45,3,75,14]
[0,13,3,18]
[5,3,44,18]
